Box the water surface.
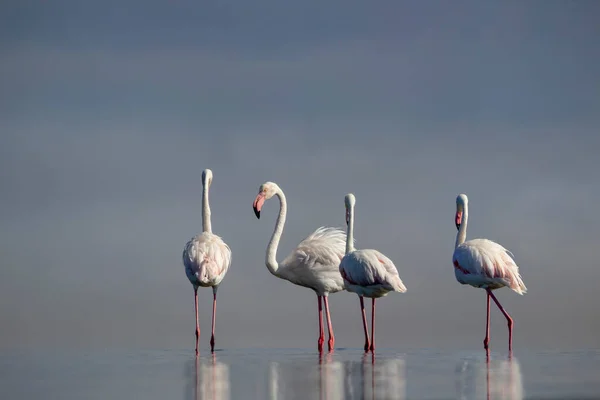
[1,348,599,399]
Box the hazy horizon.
[1,0,599,352]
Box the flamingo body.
[453,193,526,353]
[182,168,230,354]
[453,239,526,294]
[183,232,231,289]
[253,181,348,352]
[341,193,406,352]
[340,249,406,298]
[277,226,346,296]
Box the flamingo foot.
[369,342,375,352]
[195,329,200,355]
[363,341,370,352]
[328,337,335,352]
[318,337,325,353]
[210,335,215,352]
[483,336,490,350]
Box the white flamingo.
[182,169,232,354]
[453,193,527,353]
[339,193,407,352]
[252,181,348,352]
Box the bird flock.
[183,169,527,356]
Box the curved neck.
[266,189,287,275]
[202,184,212,233]
[455,205,468,248]
[346,205,356,254]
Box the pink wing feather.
[277,227,348,293]
[453,238,526,294]
[340,249,406,292]
[183,232,231,287]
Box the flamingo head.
[455,193,468,230]
[253,181,279,219]
[202,169,213,187]
[344,193,356,225]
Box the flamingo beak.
[455,211,462,230]
[253,193,265,219]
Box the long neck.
[346,206,356,254]
[455,205,468,248]
[202,184,212,233]
[265,189,287,275]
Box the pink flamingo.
[182,169,232,354]
[253,181,348,352]
[453,193,527,353]
[339,194,407,352]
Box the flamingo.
[339,193,407,352]
[182,168,232,354]
[453,193,527,353]
[252,181,349,352]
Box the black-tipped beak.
[455,211,462,231]
[253,193,265,220]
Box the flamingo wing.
[278,227,347,289]
[298,226,349,253]
[453,238,526,294]
[340,249,407,292]
[285,226,347,267]
[183,232,231,287]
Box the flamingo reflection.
[268,355,344,400]
[344,353,406,400]
[455,354,523,400]
[185,354,231,400]
[319,353,344,400]
[267,352,405,399]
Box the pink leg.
[487,289,514,353]
[323,296,335,351]
[483,291,491,350]
[194,287,200,356]
[210,290,217,352]
[359,296,370,352]
[369,298,376,352]
[485,351,490,400]
[317,295,324,352]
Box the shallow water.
[1,348,599,399]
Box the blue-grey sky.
[1,0,599,351]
